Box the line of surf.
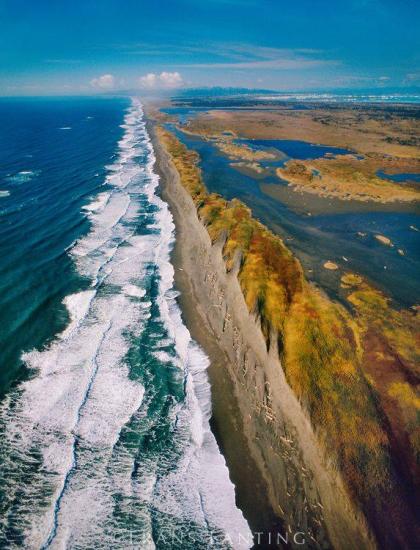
[0,98,252,549]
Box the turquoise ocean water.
[0,98,250,549]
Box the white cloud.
[90,74,115,89]
[138,71,183,89]
[138,73,158,88]
[159,71,183,87]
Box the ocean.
[0,97,250,548]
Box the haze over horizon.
[1,0,419,96]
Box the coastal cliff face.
[149,122,374,550]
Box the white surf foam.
[5,170,40,184]
[122,283,147,298]
[145,155,252,549]
[81,191,111,213]
[0,98,251,550]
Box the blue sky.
[1,0,419,95]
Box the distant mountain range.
[173,85,420,98]
[172,86,277,97]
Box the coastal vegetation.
[181,104,420,204]
[182,105,420,157]
[230,161,266,176]
[276,154,420,203]
[214,140,279,162]
[156,125,420,540]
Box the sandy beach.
[149,122,284,545]
[148,118,374,550]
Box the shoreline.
[147,117,375,550]
[172,228,285,546]
[150,121,284,546]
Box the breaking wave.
[0,98,250,549]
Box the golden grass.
[184,107,420,158]
[215,140,278,162]
[347,283,420,370]
[283,286,391,494]
[277,156,420,203]
[341,273,364,287]
[157,125,419,509]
